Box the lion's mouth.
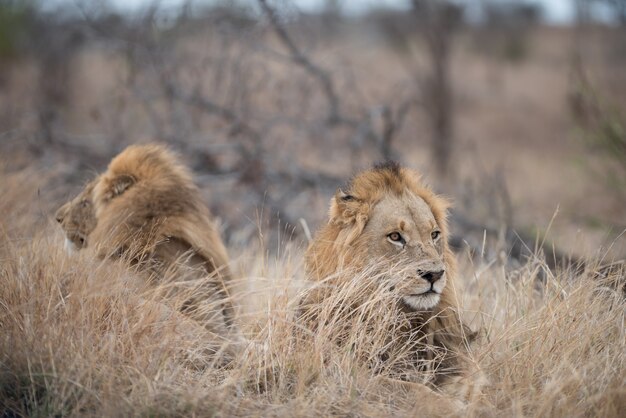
[409,289,439,296]
[409,285,440,296]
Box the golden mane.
[91,145,229,276]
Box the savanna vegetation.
[1,0,624,416]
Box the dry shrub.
[0,233,243,416]
[0,165,52,237]
[467,257,626,417]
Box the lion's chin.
[402,293,441,311]
[64,238,77,254]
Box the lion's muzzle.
[417,268,445,284]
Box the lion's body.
[303,162,474,386]
[56,144,236,336]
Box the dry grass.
[1,171,625,417]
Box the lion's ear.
[329,189,369,245]
[102,174,135,201]
[329,189,350,220]
[329,189,359,222]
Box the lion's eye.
[80,200,90,208]
[431,230,441,240]
[387,232,405,245]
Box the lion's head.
[305,161,456,313]
[55,178,98,252]
[70,144,238,337]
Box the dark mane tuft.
[373,161,401,176]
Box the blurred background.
[0,0,624,264]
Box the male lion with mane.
[55,144,237,339]
[301,162,478,392]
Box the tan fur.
[55,178,98,251]
[56,144,237,338]
[303,162,476,387]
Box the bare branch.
[257,0,342,124]
[380,99,414,160]
[162,80,261,143]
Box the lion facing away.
[301,162,477,388]
[55,144,237,338]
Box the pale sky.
[42,0,587,24]
[111,0,578,24]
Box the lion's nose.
[418,269,445,283]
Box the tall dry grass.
[0,170,624,417]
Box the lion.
[301,161,479,393]
[55,144,238,340]
[55,177,98,252]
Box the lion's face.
[55,179,97,252]
[363,192,447,311]
[305,162,454,313]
